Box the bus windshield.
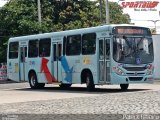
[113,36,154,64]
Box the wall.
[0,63,7,81]
[153,35,160,79]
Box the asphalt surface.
[0,81,160,120]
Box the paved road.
[0,82,160,120]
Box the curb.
[0,80,18,84]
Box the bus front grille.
[129,77,143,81]
[124,67,146,71]
[127,73,145,75]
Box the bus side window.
[63,37,66,55]
[66,35,81,55]
[58,44,62,57]
[82,33,96,55]
[39,38,51,57]
[9,42,19,59]
[54,44,56,61]
[106,39,110,59]
[99,40,104,60]
[54,44,62,61]
[20,47,27,62]
[28,40,38,58]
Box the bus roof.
[8,24,149,42]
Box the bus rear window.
[9,42,19,59]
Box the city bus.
[7,24,154,91]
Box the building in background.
[152,35,160,79]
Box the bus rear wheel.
[120,84,129,91]
[29,72,45,89]
[86,73,95,91]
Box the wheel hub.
[31,76,36,86]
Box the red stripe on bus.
[41,58,57,83]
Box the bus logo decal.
[136,58,141,64]
[41,58,57,83]
[15,63,19,73]
[61,56,73,83]
[83,57,91,64]
[29,61,35,66]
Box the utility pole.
[99,0,103,24]
[37,0,42,33]
[105,0,109,24]
[148,20,160,34]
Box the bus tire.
[120,84,129,91]
[59,84,72,89]
[29,72,45,89]
[86,72,95,91]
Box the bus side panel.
[62,55,97,84]
[27,58,49,83]
[80,55,98,84]
[62,55,98,84]
[61,56,80,84]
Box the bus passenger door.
[52,42,62,82]
[7,42,20,82]
[99,38,110,83]
[20,46,27,81]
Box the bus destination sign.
[117,28,144,34]
[113,27,151,35]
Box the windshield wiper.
[123,37,143,58]
[122,36,132,49]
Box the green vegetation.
[0,0,130,62]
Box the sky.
[0,0,160,33]
[0,0,8,7]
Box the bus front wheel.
[86,73,95,91]
[29,72,45,89]
[120,84,129,91]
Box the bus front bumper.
[110,73,154,84]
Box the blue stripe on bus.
[61,56,73,83]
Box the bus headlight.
[146,70,153,75]
[146,64,154,75]
[112,66,125,75]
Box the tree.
[0,0,54,62]
[109,2,130,24]
[150,28,156,34]
[0,0,130,62]
[0,0,130,34]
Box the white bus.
[7,24,154,91]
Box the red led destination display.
[113,27,151,35]
[117,28,144,34]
